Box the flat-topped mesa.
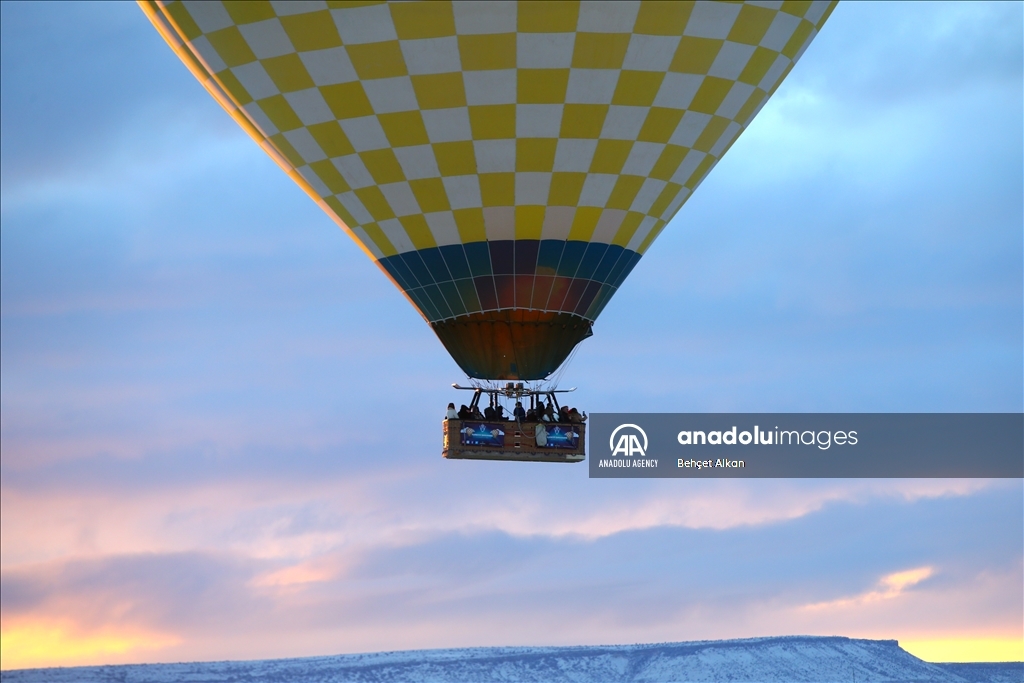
[14,636,1018,682]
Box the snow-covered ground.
[2,636,1021,682]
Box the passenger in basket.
[513,402,526,420]
[484,405,495,419]
[534,422,548,447]
[446,403,458,420]
[559,406,571,423]
[494,404,506,420]
[542,400,555,422]
[458,404,472,419]
[471,405,485,420]
[569,408,584,423]
[525,407,538,422]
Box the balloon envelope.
[142,0,835,379]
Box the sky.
[1,0,1022,671]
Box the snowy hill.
[2,636,1021,682]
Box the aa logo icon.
[610,424,648,457]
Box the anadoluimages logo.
[610,424,648,456]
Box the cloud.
[0,440,1002,568]
[803,566,935,610]
[3,486,1019,667]
[803,2,1022,104]
[0,552,269,638]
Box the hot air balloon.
[141,0,835,461]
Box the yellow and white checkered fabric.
[142,0,835,262]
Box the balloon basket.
[444,382,586,463]
[443,419,585,463]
